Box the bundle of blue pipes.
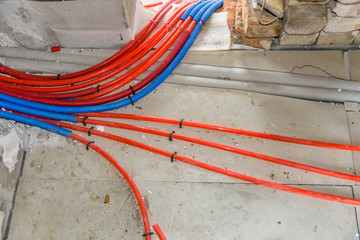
[2,0,360,239]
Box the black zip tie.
[88,126,94,136]
[86,141,94,150]
[171,151,177,163]
[169,131,175,141]
[129,85,135,95]
[97,84,100,92]
[82,116,88,126]
[57,74,61,80]
[142,232,154,237]
[179,119,184,128]
[128,95,134,105]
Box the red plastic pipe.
[153,224,167,240]
[0,25,188,105]
[0,11,194,105]
[0,2,190,95]
[77,16,196,101]
[76,117,360,183]
[62,122,360,206]
[70,133,154,240]
[78,112,360,152]
[144,1,163,8]
[10,110,360,207]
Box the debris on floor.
[0,129,22,173]
[104,194,110,204]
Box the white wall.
[0,0,138,49]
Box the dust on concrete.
[0,128,22,173]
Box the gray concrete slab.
[347,112,360,182]
[8,178,143,240]
[350,185,360,236]
[6,84,359,239]
[8,178,360,240]
[346,102,360,112]
[350,50,360,81]
[143,182,359,240]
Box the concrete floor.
[2,83,360,239]
[1,50,360,239]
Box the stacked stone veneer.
[227,0,360,48]
[231,0,282,49]
[280,0,360,46]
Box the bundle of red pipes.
[1,1,360,239]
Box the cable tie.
[150,19,160,26]
[171,151,177,163]
[97,84,100,92]
[129,85,135,95]
[82,116,88,126]
[179,119,184,128]
[165,23,171,33]
[169,131,175,141]
[150,19,157,26]
[88,126,94,136]
[128,95,134,105]
[57,74,60,80]
[142,232,154,237]
[86,141,94,150]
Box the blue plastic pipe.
[180,0,205,20]
[0,0,223,116]
[0,110,71,137]
[0,100,76,122]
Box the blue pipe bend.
[180,1,203,21]
[0,0,224,118]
